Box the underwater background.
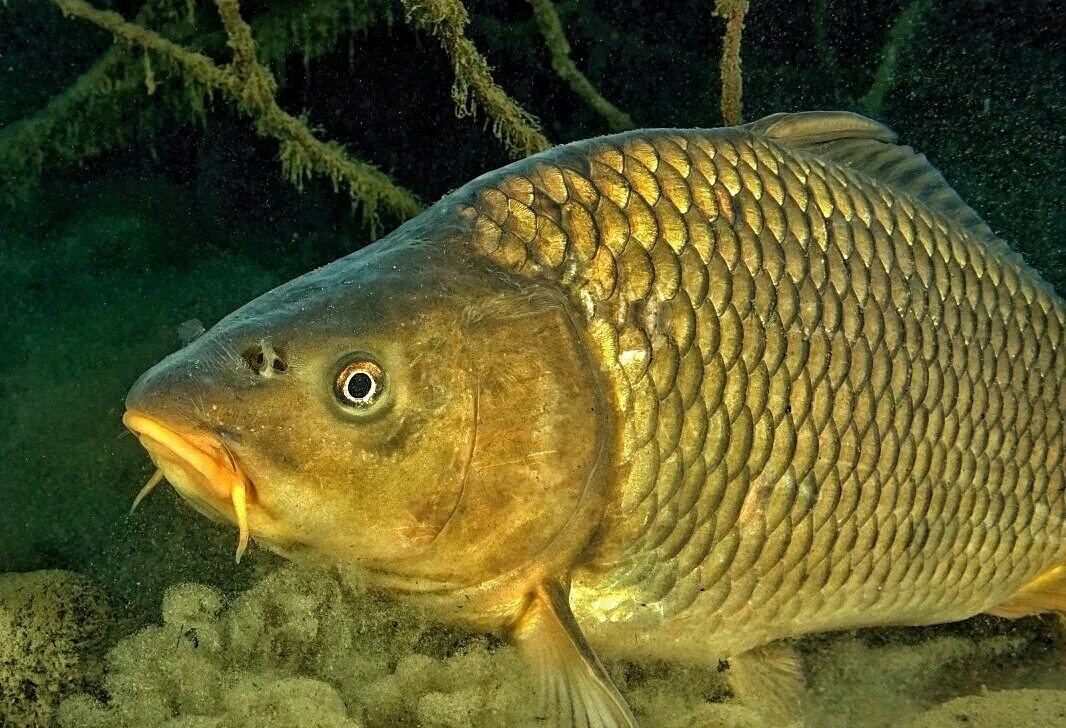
[1,0,1065,725]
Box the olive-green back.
[452,112,1066,654]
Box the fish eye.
[335,360,385,408]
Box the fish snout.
[123,345,261,562]
[122,409,254,562]
[124,356,216,423]
[126,327,292,416]
[123,357,235,506]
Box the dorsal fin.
[745,111,998,247]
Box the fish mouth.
[122,411,254,562]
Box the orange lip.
[123,411,253,562]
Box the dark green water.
[1,1,1064,726]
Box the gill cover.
[379,284,613,613]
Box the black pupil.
[347,371,374,401]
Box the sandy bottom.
[4,564,1063,728]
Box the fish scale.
[461,119,1066,659]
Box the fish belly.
[461,126,1066,663]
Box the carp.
[124,111,1066,726]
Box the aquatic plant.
[53,565,759,728]
[56,567,545,728]
[0,0,964,227]
[52,565,1063,727]
[0,0,702,226]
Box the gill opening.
[422,367,480,551]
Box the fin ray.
[988,565,1066,618]
[513,580,637,728]
[727,641,805,724]
[745,110,1000,249]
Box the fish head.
[124,226,609,604]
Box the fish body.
[124,112,1066,726]
[462,111,1066,662]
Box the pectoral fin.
[512,580,637,728]
[727,641,805,724]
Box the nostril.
[242,344,265,370]
[244,345,264,368]
[242,337,287,377]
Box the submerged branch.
[54,0,231,89]
[860,0,930,117]
[0,0,204,201]
[714,0,749,126]
[49,0,422,230]
[0,45,127,199]
[811,0,838,79]
[401,0,550,157]
[0,0,390,203]
[528,0,633,132]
